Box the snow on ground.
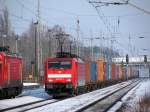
[26,81,132,112]
[0,96,45,109]
[120,78,150,111]
[23,82,43,89]
[107,101,122,112]
[19,87,50,98]
[23,83,40,86]
[108,78,150,112]
[0,88,51,110]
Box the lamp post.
[48,29,52,57]
[15,35,20,53]
[34,21,38,78]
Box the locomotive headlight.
[48,79,53,82]
[66,79,71,82]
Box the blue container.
[104,62,110,80]
[109,64,111,80]
[122,67,127,80]
[90,62,97,81]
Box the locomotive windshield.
[48,61,71,69]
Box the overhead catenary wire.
[88,0,124,39]
[38,4,144,18]
[89,2,113,37]
[15,0,50,25]
[88,0,134,56]
[121,0,150,15]
[0,2,51,33]
[15,0,36,16]
[0,9,31,23]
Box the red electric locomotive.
[45,53,86,97]
[0,46,23,98]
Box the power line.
[89,0,128,6]
[41,6,78,16]
[15,0,50,24]
[88,0,137,56]
[121,0,150,15]
[15,0,36,16]
[0,9,50,32]
[38,4,143,18]
[11,26,29,31]
[89,2,112,36]
[0,9,31,22]
[14,0,56,28]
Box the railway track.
[0,98,60,112]
[22,79,139,112]
[0,79,140,112]
[80,79,141,112]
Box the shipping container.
[85,61,90,82]
[139,68,149,78]
[132,67,138,78]
[77,62,86,86]
[96,60,104,81]
[115,64,118,80]
[90,62,97,81]
[104,62,110,80]
[110,63,116,80]
[116,65,119,79]
[118,64,122,79]
[130,67,133,77]
[126,66,131,79]
[109,64,111,80]
[122,66,127,80]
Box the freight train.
[45,52,138,98]
[0,46,23,98]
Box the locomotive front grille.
[47,83,72,89]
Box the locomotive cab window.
[48,61,71,69]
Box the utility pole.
[34,21,38,79]
[35,0,41,82]
[48,29,52,57]
[70,41,73,55]
[76,18,80,57]
[128,34,132,56]
[90,38,94,61]
[15,35,20,53]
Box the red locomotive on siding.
[45,53,86,97]
[0,46,23,98]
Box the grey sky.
[0,0,150,56]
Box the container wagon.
[45,53,137,97]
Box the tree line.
[0,8,119,82]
